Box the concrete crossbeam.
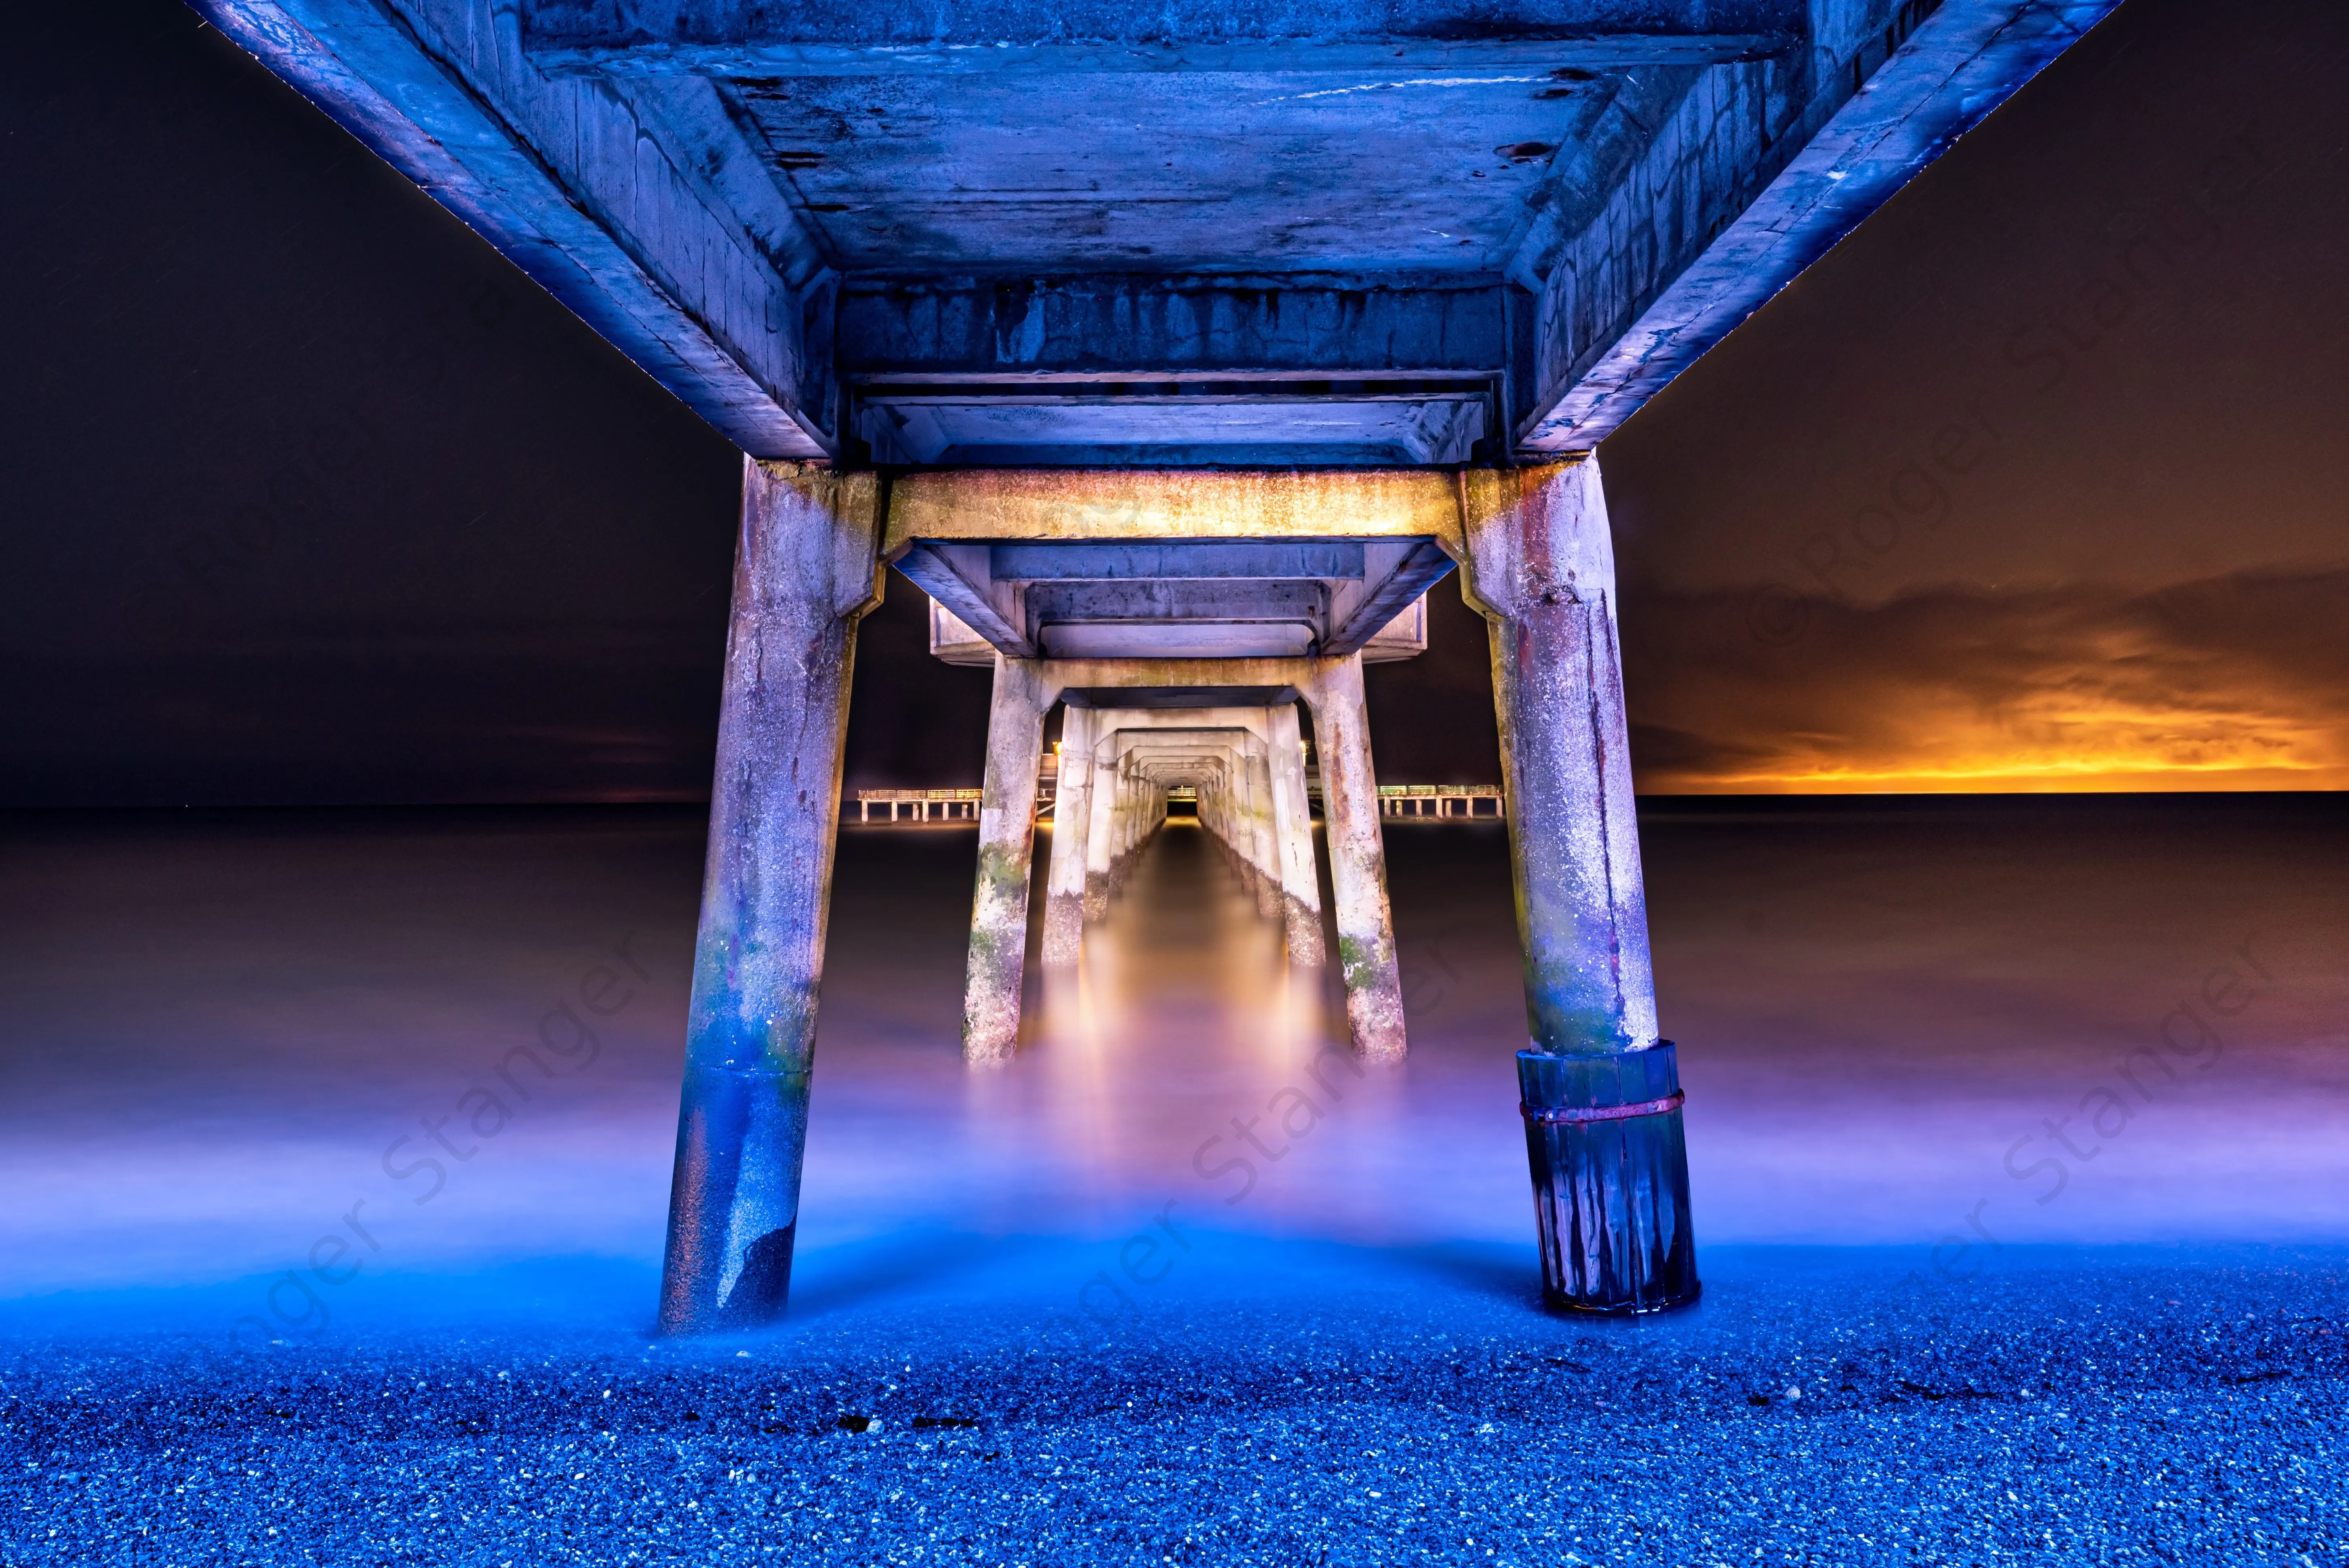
[886,470,1464,552]
[893,518,1455,664]
[531,36,1800,78]
[522,0,1802,76]
[842,279,1506,378]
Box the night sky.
[4,0,2343,807]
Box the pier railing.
[853,788,983,822]
[853,781,1502,822]
[1374,784,1505,819]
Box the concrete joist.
[208,1,2118,470]
[525,3,1803,79]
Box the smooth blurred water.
[2,798,2344,1338]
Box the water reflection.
[1,798,2345,1318]
[959,820,1353,1242]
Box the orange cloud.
[1622,568,2349,793]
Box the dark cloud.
[1622,567,2349,792]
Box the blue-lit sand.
[3,801,2346,1562]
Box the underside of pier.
[200,0,2121,1331]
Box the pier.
[201,0,2120,1331]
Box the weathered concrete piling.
[962,657,1054,1064]
[1040,708,1096,965]
[1463,460,1698,1314]
[657,461,882,1336]
[1267,704,1326,967]
[1301,656,1407,1063]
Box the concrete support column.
[1212,763,1240,874]
[1266,703,1326,965]
[1083,735,1121,918]
[1212,762,1234,857]
[1116,760,1134,860]
[962,657,1055,1064]
[1461,459,1697,1316]
[1244,740,1281,916]
[1301,654,1405,1062]
[659,459,882,1336]
[1108,757,1132,876]
[1205,756,1233,877]
[1042,707,1096,965]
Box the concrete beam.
[892,542,1037,659]
[842,278,1505,376]
[886,470,1467,554]
[1517,0,2124,450]
[1026,579,1331,631]
[855,391,1492,466]
[1323,540,1457,657]
[994,541,1366,581]
[843,279,1503,463]
[1060,684,1300,710]
[524,0,1802,77]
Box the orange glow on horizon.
[1640,686,2349,795]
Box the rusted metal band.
[1519,1090,1685,1126]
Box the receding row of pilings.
[656,457,1698,1336]
[1042,701,1326,971]
[960,659,1399,1068]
